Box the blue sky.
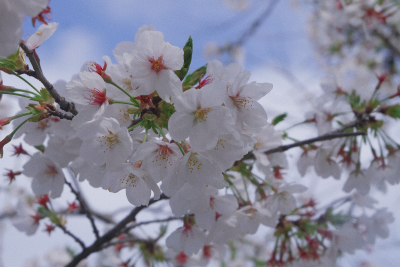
[20,0,316,80]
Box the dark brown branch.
[101,237,152,250]
[56,223,86,250]
[123,216,181,232]
[66,194,169,267]
[15,69,38,79]
[264,131,366,155]
[48,109,74,120]
[19,41,78,115]
[65,179,100,239]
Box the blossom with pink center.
[12,200,42,236]
[123,30,184,101]
[102,163,161,206]
[84,88,107,105]
[166,222,206,256]
[132,139,181,182]
[23,153,65,198]
[66,71,110,127]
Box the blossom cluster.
[1,1,399,266]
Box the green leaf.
[272,113,287,125]
[386,104,400,119]
[174,36,193,81]
[34,145,45,153]
[39,88,54,104]
[0,49,25,71]
[182,65,207,90]
[158,224,168,239]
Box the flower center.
[44,165,58,178]
[187,152,202,173]
[149,56,165,73]
[85,88,107,106]
[154,144,173,166]
[98,131,118,152]
[122,173,139,187]
[231,96,253,111]
[214,139,227,151]
[194,108,210,122]
[122,78,133,91]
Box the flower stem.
[10,88,40,96]
[12,73,40,94]
[143,128,148,143]
[109,100,138,106]
[0,91,35,99]
[108,81,139,106]
[175,141,185,156]
[10,118,31,138]
[128,120,143,132]
[152,123,167,139]
[11,112,34,121]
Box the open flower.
[124,30,184,101]
[168,81,236,152]
[23,153,65,199]
[26,22,58,50]
[77,118,133,171]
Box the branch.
[64,179,100,239]
[66,194,169,267]
[232,0,281,48]
[101,237,152,250]
[19,41,78,115]
[48,109,74,120]
[372,29,400,58]
[15,69,38,79]
[56,223,86,250]
[264,131,366,155]
[0,211,16,220]
[123,216,181,232]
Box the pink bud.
[0,117,11,130]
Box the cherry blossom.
[168,81,236,152]
[76,118,133,171]
[26,22,58,50]
[123,29,184,101]
[23,153,65,198]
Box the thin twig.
[123,216,181,232]
[19,41,78,115]
[233,0,281,48]
[0,211,16,220]
[372,30,400,57]
[64,179,100,239]
[66,194,169,267]
[56,223,86,250]
[128,117,142,129]
[101,237,152,250]
[15,69,38,79]
[264,131,366,155]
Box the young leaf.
[174,36,193,81]
[272,113,287,125]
